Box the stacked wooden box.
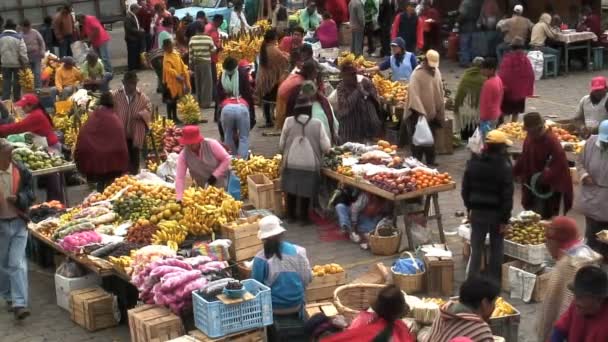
[69,287,118,331]
[306,272,347,302]
[221,216,262,262]
[421,244,455,297]
[128,304,185,342]
[247,174,274,210]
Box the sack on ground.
[412,116,434,146]
[527,50,544,81]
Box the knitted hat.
[545,216,580,250]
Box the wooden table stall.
[555,31,598,74]
[29,163,77,204]
[322,169,456,251]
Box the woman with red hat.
[174,126,231,202]
[537,216,602,342]
[0,93,64,201]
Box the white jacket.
[230,11,251,35]
[0,30,28,68]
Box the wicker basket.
[369,225,401,256]
[333,284,386,321]
[392,252,425,293]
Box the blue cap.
[391,37,406,50]
[599,120,608,142]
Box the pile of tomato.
[410,171,452,190]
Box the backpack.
[284,116,318,171]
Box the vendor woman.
[365,37,417,82]
[0,94,64,201]
[175,125,230,201]
[252,215,312,314]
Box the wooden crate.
[69,287,118,331]
[306,272,347,302]
[305,302,339,319]
[271,178,285,216]
[128,304,185,342]
[422,244,454,297]
[247,174,274,210]
[435,118,454,155]
[501,260,552,302]
[189,328,265,341]
[221,216,263,262]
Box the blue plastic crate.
[193,279,273,338]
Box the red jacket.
[324,0,348,26]
[391,13,424,50]
[322,312,415,342]
[0,108,58,146]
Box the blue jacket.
[252,241,312,310]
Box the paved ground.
[2,34,607,340]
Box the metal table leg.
[565,43,569,74]
[432,194,446,243]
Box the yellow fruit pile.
[336,165,353,177]
[109,256,133,272]
[53,111,89,148]
[491,297,516,317]
[498,122,526,141]
[312,264,344,277]
[376,139,398,154]
[147,160,159,173]
[219,33,263,71]
[337,52,375,68]
[372,74,408,103]
[149,201,183,225]
[254,19,271,32]
[231,154,282,198]
[177,94,201,124]
[422,297,447,306]
[146,117,175,152]
[152,220,187,247]
[18,68,35,92]
[180,187,242,235]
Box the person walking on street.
[205,15,224,103]
[453,57,485,140]
[462,130,513,282]
[76,14,112,73]
[513,112,573,219]
[0,139,32,321]
[125,3,145,71]
[402,50,444,166]
[20,19,45,89]
[0,20,28,101]
[378,0,397,57]
[53,4,75,57]
[111,71,152,175]
[363,0,378,56]
[256,29,289,128]
[457,0,482,67]
[577,120,608,259]
[349,0,365,56]
[189,24,215,109]
[478,57,503,139]
[391,2,422,54]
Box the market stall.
[321,141,456,251]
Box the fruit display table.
[28,163,77,204]
[322,169,455,251]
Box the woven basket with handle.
[392,252,425,293]
[369,224,401,256]
[333,283,386,321]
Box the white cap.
[257,215,286,240]
[514,4,523,14]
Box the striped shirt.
[427,302,495,342]
[188,34,215,65]
[111,87,152,149]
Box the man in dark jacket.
[458,0,482,67]
[125,4,145,71]
[378,0,396,57]
[462,130,514,282]
[392,1,418,53]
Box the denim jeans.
[0,218,28,308]
[468,210,504,283]
[221,103,250,159]
[335,203,382,234]
[459,32,473,66]
[96,42,113,73]
[59,34,73,57]
[2,68,21,101]
[30,59,42,89]
[351,31,364,57]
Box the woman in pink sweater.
[316,12,339,48]
[478,57,503,139]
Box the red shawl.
[322,312,415,342]
[324,0,348,26]
[498,51,534,102]
[513,130,573,214]
[74,106,129,177]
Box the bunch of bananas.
[491,297,516,318]
[181,187,242,234]
[53,111,89,148]
[152,220,187,246]
[109,256,133,274]
[422,297,446,306]
[231,154,282,198]
[18,68,35,92]
[254,19,271,32]
[146,117,175,151]
[177,94,201,124]
[219,33,263,71]
[372,74,409,103]
[147,160,159,173]
[337,52,375,68]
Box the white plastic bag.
[156,153,179,181]
[70,41,90,65]
[527,50,544,81]
[508,266,537,302]
[412,115,434,146]
[467,127,483,154]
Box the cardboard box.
[501,261,552,302]
[221,216,263,262]
[247,174,274,210]
[69,287,118,331]
[55,272,101,312]
[306,272,347,302]
[189,328,265,341]
[435,118,454,155]
[128,305,185,342]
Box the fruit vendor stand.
[321,142,456,251]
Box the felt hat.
[258,215,286,240]
[178,125,204,145]
[568,265,608,298]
